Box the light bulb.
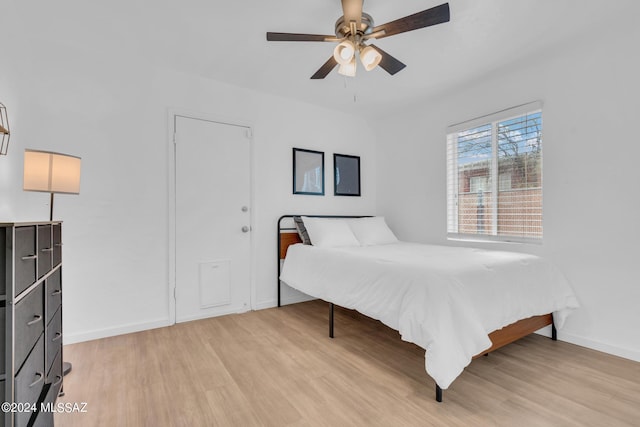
[338,57,357,77]
[360,45,382,71]
[333,40,355,65]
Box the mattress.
[279,242,579,389]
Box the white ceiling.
[12,0,636,118]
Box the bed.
[277,215,579,402]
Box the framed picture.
[334,153,361,196]
[293,148,324,195]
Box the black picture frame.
[334,153,361,196]
[293,148,325,195]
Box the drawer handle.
[52,375,63,387]
[27,315,42,326]
[21,254,38,261]
[55,243,63,247]
[52,332,62,342]
[51,289,62,296]
[29,372,44,388]
[41,247,54,253]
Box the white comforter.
[279,242,579,389]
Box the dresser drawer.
[46,307,63,378]
[14,285,44,372]
[37,224,52,279]
[15,333,45,427]
[15,226,37,296]
[47,346,63,391]
[46,268,62,325]
[53,223,62,267]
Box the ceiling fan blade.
[341,0,363,27]
[310,56,338,79]
[266,32,336,42]
[370,45,406,75]
[371,3,450,39]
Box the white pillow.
[347,217,398,246]
[301,217,361,248]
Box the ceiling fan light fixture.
[360,45,382,71]
[338,57,357,77]
[333,40,356,65]
[266,2,451,79]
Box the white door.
[174,116,251,322]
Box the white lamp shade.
[333,40,355,65]
[360,45,382,71]
[338,57,357,77]
[24,149,81,194]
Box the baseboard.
[282,294,316,305]
[254,294,316,310]
[64,318,172,345]
[254,299,277,310]
[176,306,251,323]
[559,331,640,363]
[64,299,310,344]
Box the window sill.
[447,234,543,245]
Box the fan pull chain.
[341,75,357,103]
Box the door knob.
[241,206,248,212]
[242,226,250,233]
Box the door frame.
[167,108,255,325]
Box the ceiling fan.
[266,1,450,79]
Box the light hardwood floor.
[55,300,640,426]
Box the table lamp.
[23,149,81,377]
[23,149,81,220]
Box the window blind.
[446,102,543,242]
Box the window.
[446,102,543,242]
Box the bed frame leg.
[551,322,557,341]
[435,385,443,402]
[329,303,334,339]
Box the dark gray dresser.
[1,222,64,427]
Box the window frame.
[446,101,543,244]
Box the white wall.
[373,22,640,361]
[0,36,376,343]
